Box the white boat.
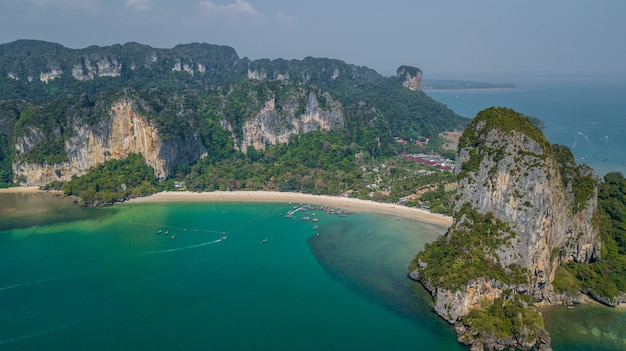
[261,239,268,244]
[221,236,227,241]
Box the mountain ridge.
[0,39,467,187]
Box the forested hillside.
[0,40,467,203]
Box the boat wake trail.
[573,131,592,159]
[0,314,97,346]
[142,239,224,255]
[0,276,67,293]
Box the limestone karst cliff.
[409,107,601,350]
[237,89,344,152]
[13,97,206,185]
[396,66,423,91]
[0,40,468,187]
[9,81,347,186]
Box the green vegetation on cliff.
[457,107,550,180]
[552,144,598,211]
[553,172,626,300]
[461,295,544,344]
[458,107,550,153]
[0,40,466,179]
[0,134,12,187]
[411,203,527,290]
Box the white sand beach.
[0,186,452,226]
[129,190,453,226]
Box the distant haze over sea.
[426,76,626,177]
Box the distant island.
[423,79,516,90]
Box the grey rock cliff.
[13,98,206,185]
[452,122,599,301]
[410,107,600,350]
[238,90,344,152]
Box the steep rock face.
[13,99,206,185]
[452,127,599,301]
[396,65,423,91]
[239,91,344,152]
[427,108,600,320]
[72,54,124,80]
[410,107,600,350]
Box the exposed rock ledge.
[13,98,206,186]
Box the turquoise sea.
[2,77,625,351]
[0,193,464,351]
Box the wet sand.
[128,190,453,227]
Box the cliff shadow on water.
[307,213,465,350]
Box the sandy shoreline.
[0,186,44,194]
[127,191,453,226]
[0,186,452,226]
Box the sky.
[0,0,625,78]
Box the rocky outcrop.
[72,55,123,80]
[40,67,63,83]
[239,91,344,152]
[397,66,423,91]
[13,98,206,185]
[410,107,600,350]
[452,124,599,301]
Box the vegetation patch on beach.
[47,153,161,205]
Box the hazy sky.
[0,0,625,77]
